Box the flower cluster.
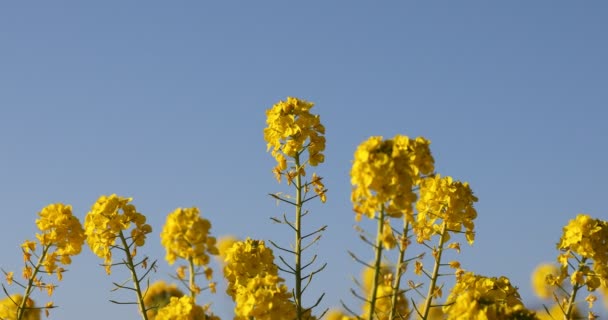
[222,238,295,319]
[263,96,326,181]
[556,214,608,291]
[0,294,40,320]
[155,296,219,320]
[414,175,478,244]
[350,135,434,221]
[31,203,86,276]
[160,207,219,267]
[84,194,152,274]
[35,203,86,261]
[443,272,537,319]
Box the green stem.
[564,257,587,320]
[368,206,386,320]
[421,222,448,320]
[389,221,409,320]
[17,244,51,320]
[188,257,196,299]
[118,230,149,320]
[294,153,303,320]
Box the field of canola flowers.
[1,97,607,320]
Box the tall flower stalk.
[350,135,434,319]
[84,194,154,320]
[264,97,327,319]
[412,175,478,319]
[160,207,219,300]
[551,214,608,319]
[4,203,86,320]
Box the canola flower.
[84,194,153,320]
[84,194,152,274]
[223,238,295,320]
[155,296,219,320]
[264,96,326,179]
[160,207,219,297]
[264,97,328,320]
[34,203,86,272]
[351,135,434,222]
[13,203,85,320]
[411,174,478,319]
[443,272,537,320]
[553,214,608,319]
[350,135,434,320]
[414,174,478,245]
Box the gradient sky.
[1,2,607,319]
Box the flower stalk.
[421,222,448,320]
[17,244,50,320]
[389,221,410,320]
[367,206,386,320]
[118,230,149,320]
[294,152,304,319]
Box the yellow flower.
[143,281,185,320]
[160,207,219,267]
[264,97,326,181]
[223,238,296,319]
[530,263,560,299]
[414,174,478,244]
[557,214,608,291]
[20,204,87,279]
[443,272,535,319]
[155,296,219,320]
[35,203,86,255]
[84,194,152,274]
[350,135,434,221]
[558,214,608,263]
[0,294,40,320]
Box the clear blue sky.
[1,2,607,319]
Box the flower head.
[155,296,219,320]
[160,207,219,267]
[558,214,608,265]
[20,204,86,279]
[557,214,608,291]
[414,175,478,244]
[35,203,86,256]
[264,97,326,181]
[351,135,434,221]
[84,194,152,274]
[443,272,535,320]
[223,238,295,319]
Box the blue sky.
[1,2,607,319]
